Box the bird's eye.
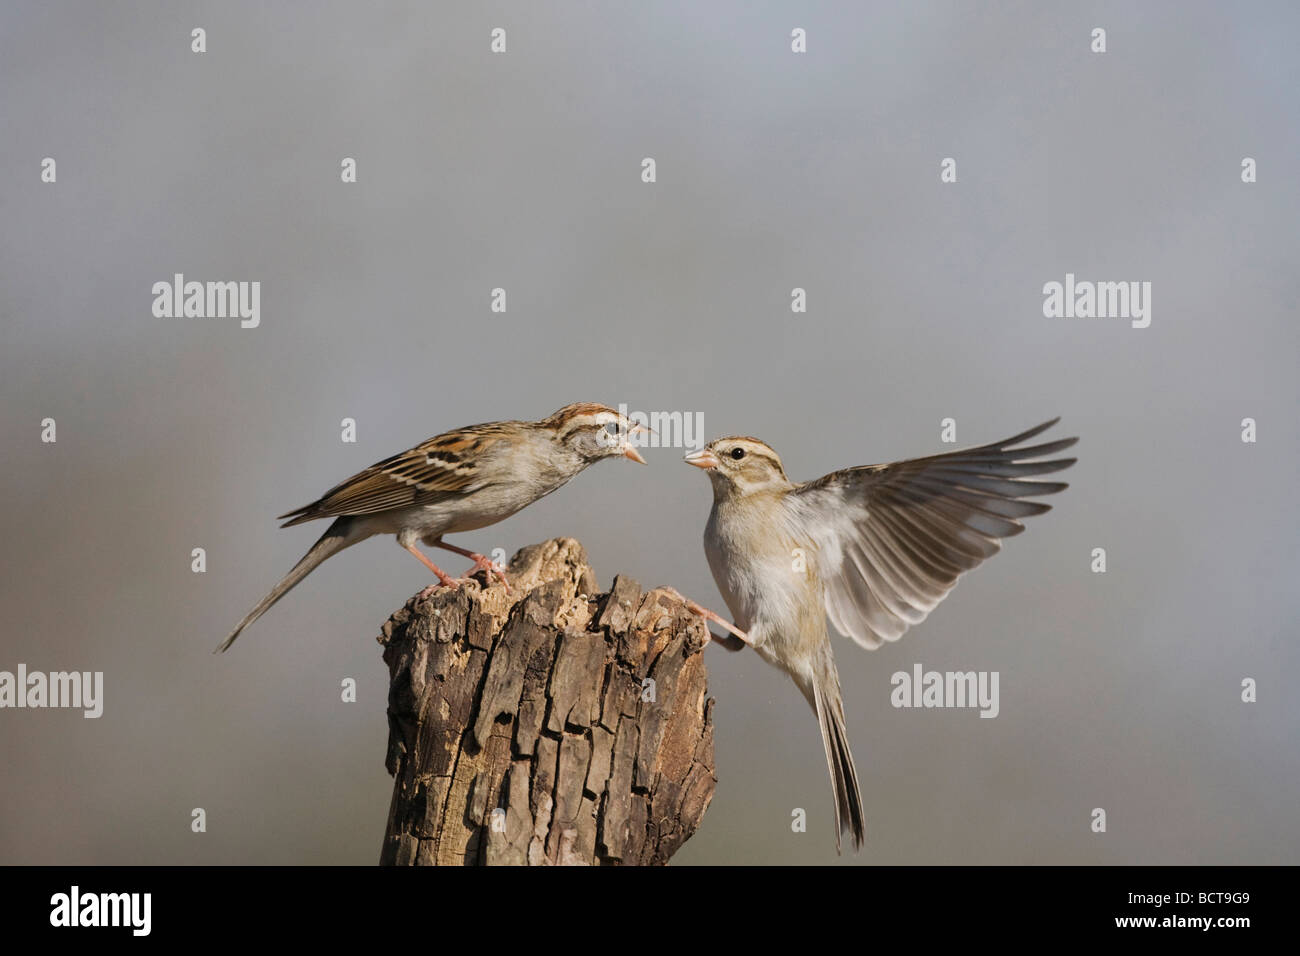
[730,447,745,460]
[603,422,622,436]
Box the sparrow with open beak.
[683,420,1077,851]
[217,403,648,652]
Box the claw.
[418,576,483,602]
[464,555,510,592]
[431,540,510,593]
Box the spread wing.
[277,422,517,526]
[790,419,1077,649]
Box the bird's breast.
[703,498,824,643]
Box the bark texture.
[378,537,715,866]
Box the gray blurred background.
[1,1,1296,865]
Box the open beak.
[622,422,650,464]
[683,447,719,470]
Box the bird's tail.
[810,647,866,853]
[215,517,361,653]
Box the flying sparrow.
[683,419,1077,851]
[217,403,648,653]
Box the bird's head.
[684,436,792,497]
[543,403,649,465]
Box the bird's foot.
[429,539,511,592]
[416,569,462,601]
[463,553,510,592]
[661,588,751,647]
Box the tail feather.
[276,502,323,528]
[811,657,866,853]
[215,518,360,653]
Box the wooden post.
[378,538,716,865]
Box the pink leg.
[663,588,752,647]
[402,542,460,599]
[431,539,510,590]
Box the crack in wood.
[379,538,716,866]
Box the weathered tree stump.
[378,537,716,865]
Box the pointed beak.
[622,422,650,464]
[683,447,719,470]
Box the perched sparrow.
[684,419,1077,851]
[217,403,647,653]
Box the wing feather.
[793,420,1077,649]
[277,422,520,526]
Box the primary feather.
[790,419,1077,649]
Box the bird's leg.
[430,539,510,590]
[662,588,752,649]
[708,630,749,653]
[694,605,751,649]
[402,542,460,598]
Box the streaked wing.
[791,419,1077,649]
[277,422,518,525]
